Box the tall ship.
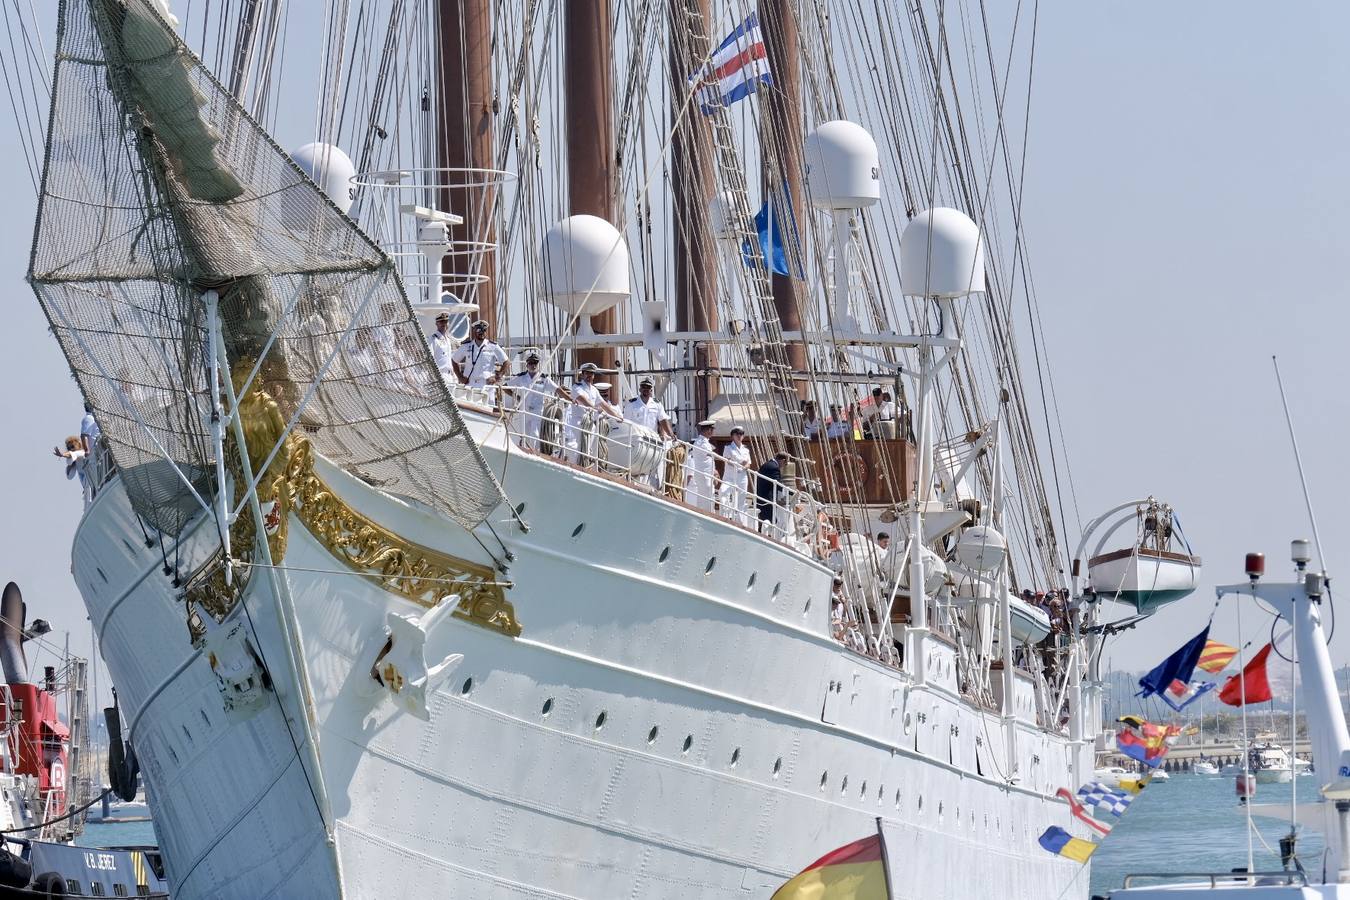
[8,0,1185,895]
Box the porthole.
[705,556,717,574]
[571,523,585,538]
[659,546,671,563]
[840,775,848,796]
[96,567,109,584]
[772,582,782,599]
[541,698,554,717]
[859,780,867,800]
[514,502,527,516]
[918,794,924,812]
[648,725,659,744]
[819,771,828,791]
[199,710,210,727]
[682,735,693,754]
[877,784,884,805]
[772,757,782,778]
[730,747,741,768]
[895,789,901,809]
[804,598,812,614]
[747,572,757,591]
[460,677,473,696]
[594,711,607,731]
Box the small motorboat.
[1149,767,1170,782]
[1192,759,1219,776]
[1087,499,1201,613]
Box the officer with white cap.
[450,319,509,399]
[718,425,752,526]
[683,419,718,512]
[428,311,456,379]
[502,350,570,450]
[564,362,621,465]
[623,377,674,441]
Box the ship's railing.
[81,440,117,508]
[1121,871,1306,889]
[462,383,824,555]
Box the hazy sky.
[1,1,1348,713]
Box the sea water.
[1088,772,1326,897]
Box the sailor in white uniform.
[683,419,718,512]
[502,350,570,451]
[623,377,674,488]
[450,319,509,401]
[718,425,752,526]
[428,311,456,380]
[564,362,621,465]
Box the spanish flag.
[772,834,888,899]
[1197,640,1239,673]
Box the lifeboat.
[1009,593,1052,643]
[1088,499,1200,613]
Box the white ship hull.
[75,416,1095,899]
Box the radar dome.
[291,142,357,215]
[900,207,984,298]
[804,120,880,210]
[542,215,630,317]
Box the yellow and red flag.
[772,834,888,899]
[1197,640,1238,673]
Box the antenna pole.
[1273,356,1327,571]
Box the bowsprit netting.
[28,0,505,536]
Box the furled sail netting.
[29,0,505,535]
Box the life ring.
[829,451,868,503]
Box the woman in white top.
[717,426,752,527]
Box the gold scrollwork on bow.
[286,440,520,637]
[186,361,520,639]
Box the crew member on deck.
[623,377,674,488]
[564,362,621,466]
[623,378,674,440]
[756,451,789,538]
[877,390,898,440]
[825,404,849,440]
[503,350,570,451]
[718,425,752,527]
[451,320,509,400]
[684,420,718,512]
[429,311,456,380]
[802,401,821,441]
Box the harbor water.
[1088,771,1326,897]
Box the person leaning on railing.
[502,350,571,452]
[53,435,87,490]
[564,362,621,466]
[755,451,789,538]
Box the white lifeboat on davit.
[1087,498,1201,614]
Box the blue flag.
[1137,625,1210,699]
[741,200,790,275]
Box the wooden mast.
[670,0,718,421]
[566,0,617,372]
[759,0,807,389]
[437,0,496,325]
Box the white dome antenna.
[804,121,880,331]
[291,142,357,215]
[804,121,881,210]
[900,207,985,298]
[542,215,630,328]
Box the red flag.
[1219,643,1273,706]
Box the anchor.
[363,594,465,721]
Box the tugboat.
[0,583,169,898]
